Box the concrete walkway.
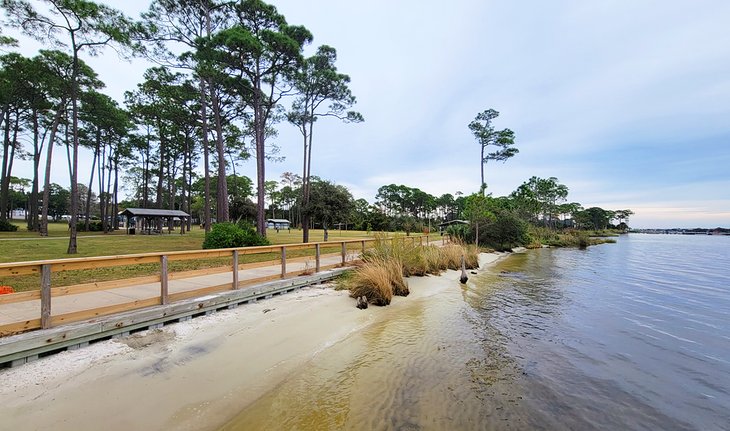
[0,254,349,330]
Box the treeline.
[5,169,633,248]
[0,0,360,251]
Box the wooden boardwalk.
[0,253,347,331]
[0,235,446,366]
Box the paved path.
[0,254,349,329]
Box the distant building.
[266,219,290,229]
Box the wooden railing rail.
[0,234,443,335]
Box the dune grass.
[345,236,481,306]
[527,226,618,249]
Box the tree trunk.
[67,57,80,254]
[104,151,113,232]
[113,157,119,230]
[199,78,212,232]
[97,137,107,233]
[480,143,485,196]
[253,74,266,237]
[155,132,165,231]
[85,135,99,232]
[28,111,42,231]
[40,107,64,236]
[210,87,229,223]
[143,127,151,207]
[0,111,12,222]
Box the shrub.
[202,223,243,249]
[0,219,18,232]
[76,221,103,232]
[236,220,270,246]
[479,210,529,251]
[203,222,270,249]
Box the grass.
[527,226,618,248]
[0,220,383,292]
[342,237,481,307]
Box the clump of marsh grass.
[438,244,463,270]
[463,244,480,269]
[422,245,446,274]
[350,235,488,307]
[348,256,408,305]
[349,262,393,306]
[363,233,423,277]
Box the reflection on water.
[221,235,730,430]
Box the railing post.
[361,240,366,255]
[160,255,169,305]
[341,242,347,264]
[315,243,321,272]
[419,236,423,246]
[232,250,239,289]
[40,264,51,329]
[281,246,287,278]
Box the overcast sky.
[5,1,730,228]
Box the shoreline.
[0,251,509,431]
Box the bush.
[76,221,103,232]
[478,210,529,251]
[0,219,18,232]
[236,219,270,246]
[202,222,270,249]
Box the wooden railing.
[0,234,442,336]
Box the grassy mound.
[347,236,482,306]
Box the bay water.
[222,234,730,430]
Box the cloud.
[5,0,730,228]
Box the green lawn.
[0,220,376,263]
[0,220,384,292]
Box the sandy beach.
[0,252,505,431]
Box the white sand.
[0,252,506,431]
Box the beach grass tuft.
[347,236,485,305]
[348,258,396,305]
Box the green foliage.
[527,226,616,248]
[202,222,270,249]
[236,219,270,246]
[478,210,530,251]
[469,109,518,191]
[446,224,471,242]
[304,180,353,232]
[0,220,18,232]
[76,221,103,232]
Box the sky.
[4,0,730,228]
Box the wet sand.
[0,252,505,431]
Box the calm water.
[222,234,730,430]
